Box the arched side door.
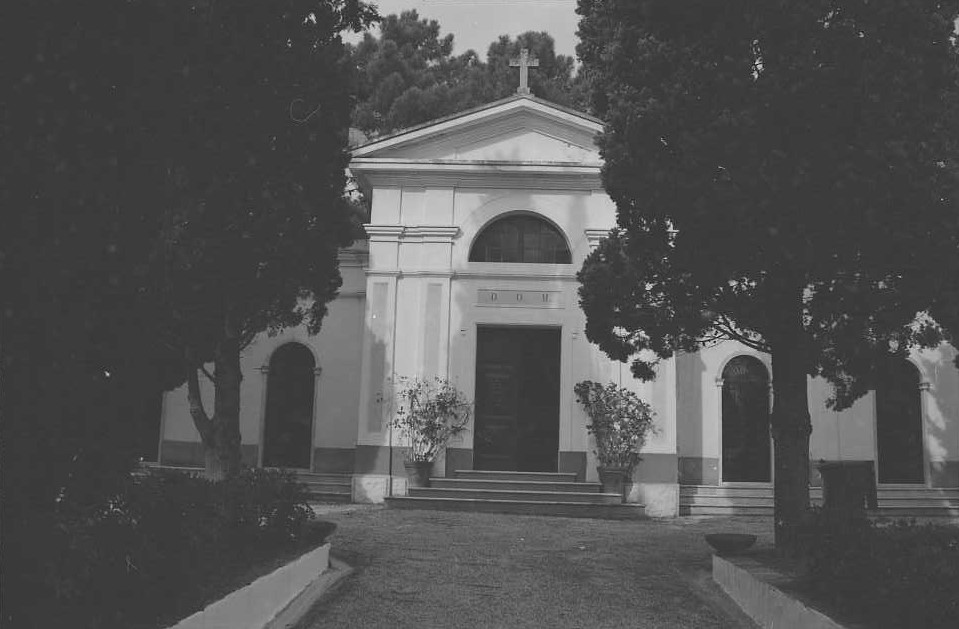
[263,343,316,469]
[875,359,925,484]
[721,356,771,483]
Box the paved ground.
[297,505,770,628]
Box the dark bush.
[40,468,320,628]
[800,510,959,629]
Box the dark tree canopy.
[576,0,959,547]
[2,0,373,622]
[350,10,589,136]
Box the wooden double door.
[473,327,561,472]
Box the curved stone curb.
[712,554,854,629]
[266,558,353,629]
[168,542,338,629]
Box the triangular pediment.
[351,96,602,165]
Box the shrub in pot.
[386,376,472,489]
[574,380,657,501]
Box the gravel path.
[297,506,768,628]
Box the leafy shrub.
[384,376,472,462]
[800,510,959,629]
[574,380,657,473]
[41,468,319,628]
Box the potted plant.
[387,376,472,489]
[574,380,657,501]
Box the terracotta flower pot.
[403,460,434,490]
[597,466,630,502]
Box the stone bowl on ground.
[704,533,757,555]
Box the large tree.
[141,0,376,481]
[350,10,586,136]
[576,0,959,548]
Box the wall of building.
[158,246,368,472]
[675,340,959,488]
[352,181,680,515]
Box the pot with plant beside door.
[387,376,472,490]
[574,380,658,502]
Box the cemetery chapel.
[154,53,959,517]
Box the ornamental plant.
[574,380,657,474]
[386,377,472,463]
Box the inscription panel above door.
[476,289,564,308]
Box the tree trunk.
[185,316,243,482]
[207,316,242,481]
[768,284,813,552]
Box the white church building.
[155,94,959,517]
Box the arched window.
[721,356,771,483]
[469,214,571,263]
[875,359,925,484]
[263,343,316,469]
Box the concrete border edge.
[266,557,354,629]
[168,542,340,629]
[712,554,848,629]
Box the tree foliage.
[576,0,959,547]
[141,0,375,480]
[2,0,372,622]
[350,10,588,136]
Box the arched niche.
[721,355,771,483]
[469,212,572,264]
[875,358,926,484]
[262,342,316,469]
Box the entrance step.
[386,469,645,520]
[291,472,352,503]
[452,470,579,483]
[410,487,622,504]
[386,496,647,520]
[680,484,959,518]
[430,478,602,493]
[136,465,352,503]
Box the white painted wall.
[160,245,368,458]
[677,340,959,485]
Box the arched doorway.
[875,359,925,484]
[721,356,771,482]
[263,343,316,469]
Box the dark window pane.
[469,214,571,263]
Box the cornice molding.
[363,224,460,244]
[403,225,460,243]
[351,160,603,192]
[584,228,611,249]
[364,225,405,241]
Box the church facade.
[156,95,959,516]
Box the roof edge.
[351,94,602,155]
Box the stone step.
[874,488,959,499]
[680,504,775,516]
[682,495,775,507]
[386,496,646,520]
[430,478,602,493]
[410,487,622,504]
[875,506,959,518]
[680,487,776,499]
[453,470,579,483]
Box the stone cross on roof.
[509,48,540,95]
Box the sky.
[346,0,582,59]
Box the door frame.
[473,323,563,471]
[717,353,774,487]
